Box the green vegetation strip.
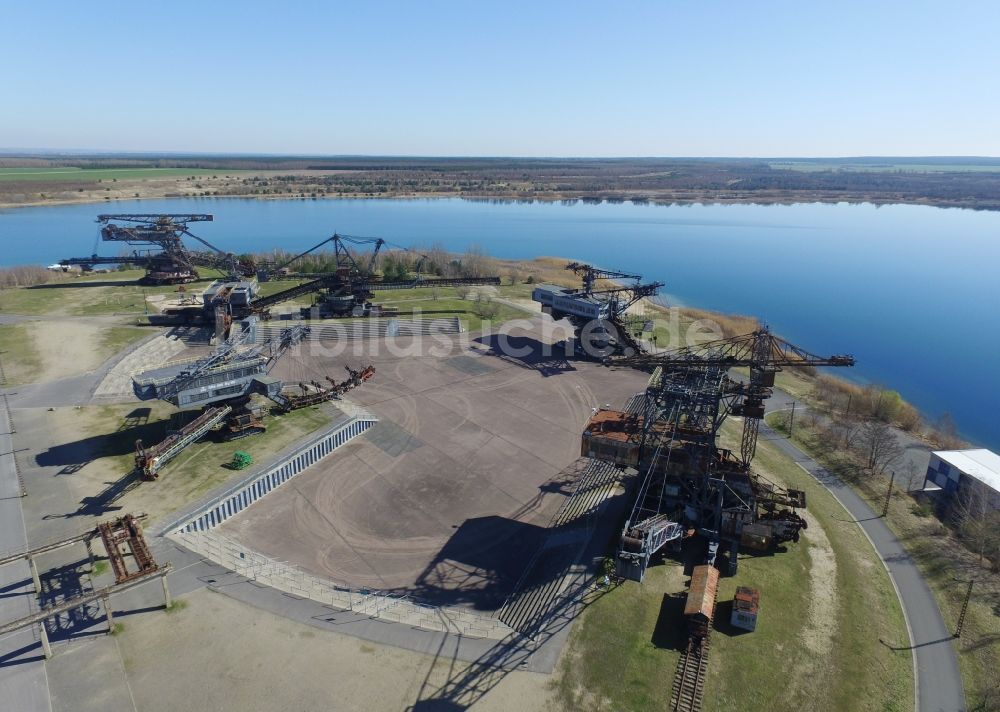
[78,403,332,525]
[0,270,215,316]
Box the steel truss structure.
[590,327,853,579]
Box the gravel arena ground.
[219,317,649,610]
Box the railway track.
[670,636,709,712]
[670,576,718,712]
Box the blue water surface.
[1,197,997,448]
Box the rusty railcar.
[683,564,720,639]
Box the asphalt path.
[0,396,51,712]
[761,394,964,712]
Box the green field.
[0,167,241,183]
[79,402,333,524]
[0,270,217,317]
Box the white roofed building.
[925,449,1000,509]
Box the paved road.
[0,396,51,712]
[760,412,965,712]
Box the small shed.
[730,586,761,632]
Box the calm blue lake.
[1,197,997,449]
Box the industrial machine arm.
[97,214,213,225]
[566,262,643,294]
[614,327,854,466]
[613,327,855,371]
[257,234,345,282]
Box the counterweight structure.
[582,327,854,579]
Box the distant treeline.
[254,243,499,281]
[5,154,1000,209]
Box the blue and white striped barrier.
[172,411,376,534]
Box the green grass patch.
[99,325,152,355]
[165,598,188,614]
[716,423,912,712]
[554,563,684,711]
[91,560,109,577]
[68,401,332,524]
[0,323,41,385]
[134,404,331,523]
[0,271,215,317]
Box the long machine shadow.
[405,457,632,709]
[474,334,577,377]
[403,459,605,610]
[408,572,613,711]
[406,516,548,610]
[27,277,215,290]
[0,639,47,668]
[27,280,144,290]
[36,407,159,472]
[39,557,107,643]
[45,469,141,519]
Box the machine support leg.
[85,538,95,572]
[39,623,52,659]
[161,574,172,609]
[104,597,114,634]
[28,556,41,594]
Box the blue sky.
[3,1,998,156]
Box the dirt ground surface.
[220,317,649,609]
[58,587,553,712]
[31,319,104,381]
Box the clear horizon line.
[2,148,1000,161]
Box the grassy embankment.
[0,323,41,385]
[767,412,1000,709]
[0,268,209,317]
[260,279,532,331]
[71,402,332,524]
[553,420,912,712]
[0,270,167,383]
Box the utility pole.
[882,470,896,517]
[955,578,975,638]
[788,402,796,438]
[845,393,852,419]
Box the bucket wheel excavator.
[130,316,374,480]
